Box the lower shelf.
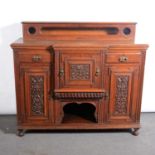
[62,102,97,124]
[62,114,97,124]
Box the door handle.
[95,68,100,76]
[59,68,64,77]
[105,92,109,100]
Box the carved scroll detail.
[70,64,90,80]
[30,76,44,115]
[114,75,129,115]
[54,92,104,99]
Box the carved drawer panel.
[17,50,51,63]
[105,53,141,63]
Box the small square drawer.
[17,51,52,63]
[105,53,141,63]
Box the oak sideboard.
[11,22,148,136]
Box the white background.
[0,0,154,114]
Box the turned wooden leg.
[131,128,139,136]
[17,129,26,137]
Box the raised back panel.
[23,22,136,44]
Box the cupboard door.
[20,65,52,124]
[55,50,102,89]
[105,65,139,123]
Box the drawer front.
[17,51,51,63]
[105,53,141,63]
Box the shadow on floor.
[0,115,132,135]
[27,129,131,136]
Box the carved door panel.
[55,50,103,89]
[20,65,52,124]
[105,65,139,123]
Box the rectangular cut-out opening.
[62,103,97,124]
[41,27,119,35]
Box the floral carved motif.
[30,76,44,115]
[114,75,129,115]
[70,64,90,80]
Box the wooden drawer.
[105,53,141,63]
[17,51,51,63]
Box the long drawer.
[105,53,141,63]
[17,50,51,63]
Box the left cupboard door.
[19,65,53,125]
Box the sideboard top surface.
[11,38,148,50]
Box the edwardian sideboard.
[11,22,148,136]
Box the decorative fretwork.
[114,75,129,115]
[30,76,44,115]
[54,92,104,99]
[70,64,90,80]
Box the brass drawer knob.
[32,55,41,62]
[119,56,128,62]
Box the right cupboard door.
[105,65,140,123]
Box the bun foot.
[17,129,26,137]
[131,128,139,136]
